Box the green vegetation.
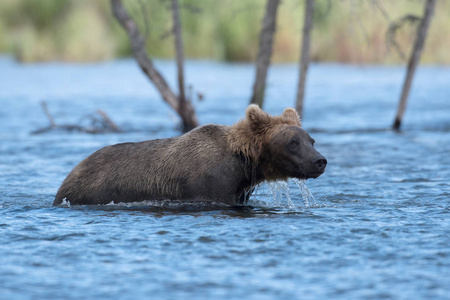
[0,0,448,64]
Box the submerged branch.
[32,102,121,135]
[41,101,56,127]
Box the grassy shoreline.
[0,0,449,64]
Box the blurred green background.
[0,0,448,64]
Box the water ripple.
[1,60,449,300]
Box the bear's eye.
[289,139,299,146]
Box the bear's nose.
[314,158,327,170]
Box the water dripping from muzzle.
[249,179,319,209]
[267,180,295,208]
[292,178,317,208]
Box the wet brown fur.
[54,105,324,206]
[227,105,301,163]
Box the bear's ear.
[246,104,271,133]
[282,108,301,126]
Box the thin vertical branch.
[393,0,436,130]
[295,0,314,118]
[41,101,56,127]
[96,110,121,132]
[250,0,280,107]
[171,0,186,114]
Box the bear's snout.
[306,154,327,179]
[313,157,327,171]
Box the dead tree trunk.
[171,0,188,128]
[250,0,280,107]
[295,0,314,118]
[111,0,198,132]
[393,0,436,130]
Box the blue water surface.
[0,56,449,300]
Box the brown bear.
[53,105,327,206]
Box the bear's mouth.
[308,171,324,179]
[298,171,324,180]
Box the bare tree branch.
[393,0,437,130]
[111,0,198,132]
[33,102,121,134]
[372,0,390,21]
[250,0,280,107]
[295,0,314,118]
[171,0,186,112]
[41,101,56,127]
[387,14,422,61]
[96,110,121,133]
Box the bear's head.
[228,104,327,181]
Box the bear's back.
[53,124,235,205]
